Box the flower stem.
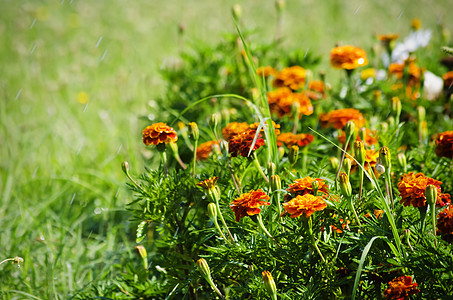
[253,152,269,183]
[305,217,325,263]
[213,217,231,245]
[430,203,437,247]
[257,214,280,247]
[160,150,168,176]
[335,134,352,191]
[348,196,362,227]
[215,197,235,243]
[192,139,198,177]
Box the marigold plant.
[383,275,420,300]
[142,122,178,146]
[282,194,327,218]
[228,129,265,158]
[286,177,329,197]
[230,189,270,222]
[398,172,450,208]
[330,45,368,70]
[319,108,365,129]
[272,66,306,90]
[434,130,453,159]
[267,87,313,119]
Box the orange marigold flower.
[142,122,178,146]
[282,194,327,218]
[338,128,377,146]
[286,177,329,197]
[272,66,307,90]
[330,45,368,70]
[222,122,249,141]
[196,140,219,161]
[319,108,365,129]
[388,62,421,85]
[383,275,420,300]
[308,80,325,94]
[277,132,314,147]
[228,129,264,158]
[434,131,453,159]
[437,206,453,236]
[267,87,313,119]
[442,71,453,88]
[256,66,277,78]
[398,172,450,208]
[230,189,270,222]
[378,34,399,43]
[196,176,219,191]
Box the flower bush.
[79,13,453,300]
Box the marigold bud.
[267,162,276,176]
[262,271,277,299]
[207,203,217,219]
[275,0,285,12]
[288,145,299,165]
[135,245,148,270]
[354,141,365,165]
[188,122,199,141]
[379,147,391,169]
[397,152,407,171]
[343,157,352,176]
[344,120,356,139]
[210,113,220,128]
[232,4,242,21]
[417,106,425,124]
[196,258,211,280]
[330,157,340,171]
[392,97,402,117]
[425,185,438,207]
[339,172,352,198]
[270,175,281,192]
[358,127,366,143]
[278,147,285,160]
[311,180,319,195]
[121,161,129,175]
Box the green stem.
[358,166,364,203]
[192,139,198,177]
[160,150,168,176]
[384,170,394,210]
[431,204,437,247]
[348,196,362,227]
[305,217,325,263]
[215,197,235,243]
[253,152,269,183]
[206,276,225,299]
[213,217,231,245]
[257,214,280,247]
[335,134,352,191]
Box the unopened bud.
[288,145,299,165]
[358,127,366,143]
[392,97,402,118]
[379,147,391,169]
[354,141,365,165]
[397,152,407,172]
[207,203,217,220]
[262,271,277,299]
[311,180,319,196]
[135,245,148,270]
[417,106,425,124]
[267,162,276,176]
[291,101,300,118]
[344,121,356,140]
[232,4,242,21]
[425,184,438,207]
[270,175,281,192]
[275,0,285,12]
[12,257,24,265]
[188,122,199,140]
[196,258,211,280]
[210,113,220,128]
[339,172,352,198]
[330,157,340,171]
[278,147,285,160]
[343,157,352,176]
[121,161,129,175]
[373,90,382,104]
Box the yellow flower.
[77,92,89,104]
[360,68,376,80]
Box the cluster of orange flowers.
[437,206,453,240]
[330,45,368,70]
[142,122,178,146]
[388,59,422,100]
[230,189,270,222]
[196,141,219,161]
[397,172,451,208]
[286,176,329,198]
[277,132,314,147]
[383,275,420,300]
[222,122,250,141]
[434,131,453,159]
[282,194,327,219]
[267,87,313,119]
[319,108,365,129]
[228,129,264,158]
[272,66,307,90]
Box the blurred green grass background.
[0,0,451,298]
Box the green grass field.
[1,0,451,298]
